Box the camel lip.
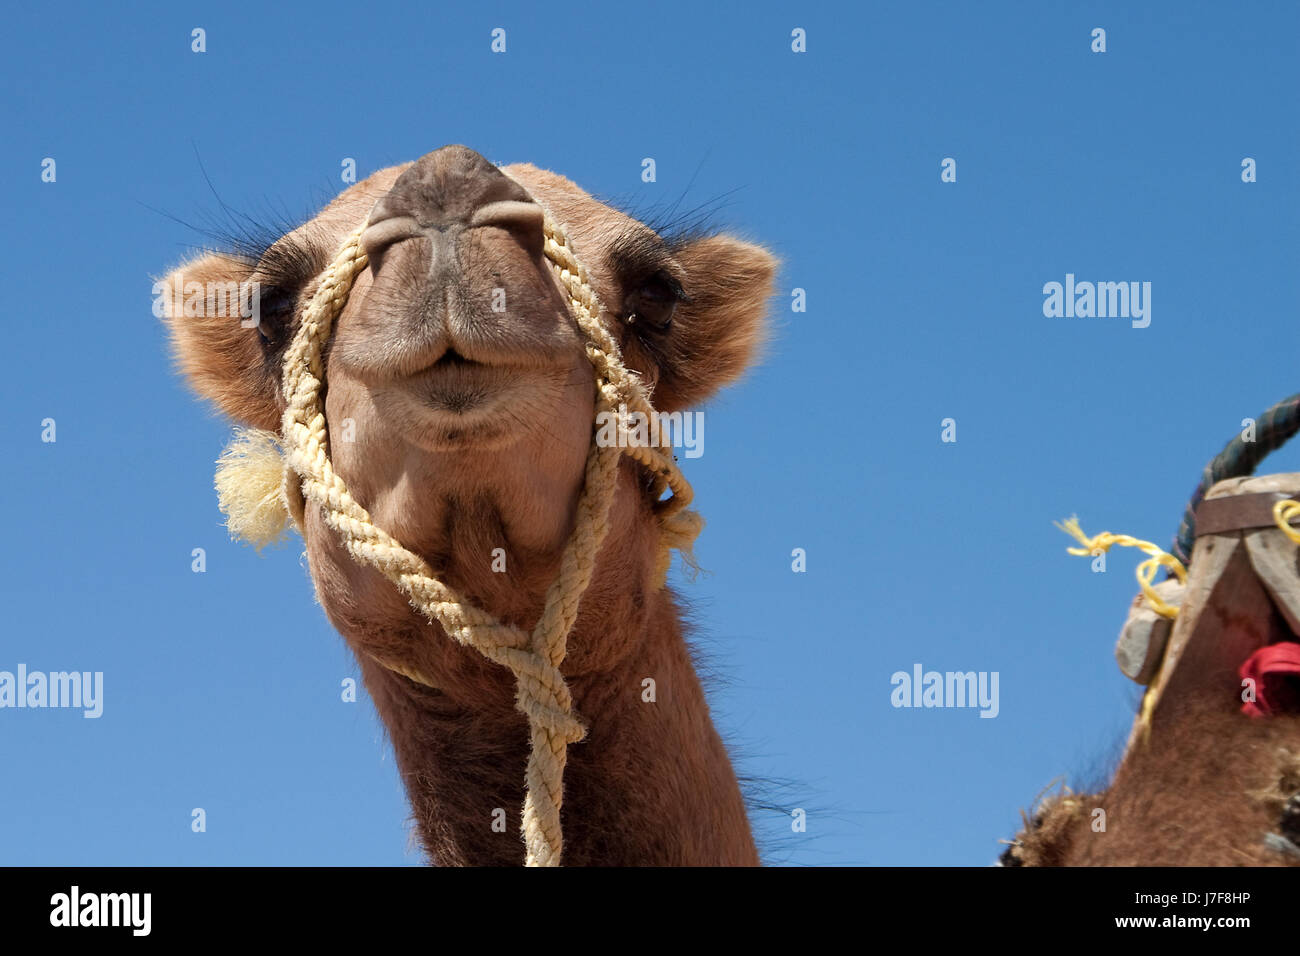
[391,351,578,426]
[401,345,498,380]
[344,339,570,397]
[430,348,476,370]
[410,350,525,382]
[406,351,526,417]
[407,343,562,381]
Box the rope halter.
[219,197,702,866]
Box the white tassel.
[214,428,293,550]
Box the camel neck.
[358,587,759,866]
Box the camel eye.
[254,286,297,348]
[624,271,684,330]
[243,231,328,350]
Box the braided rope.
[1171,393,1300,567]
[278,206,700,867]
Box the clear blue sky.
[3,1,1298,866]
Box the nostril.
[471,200,543,229]
[360,215,425,275]
[470,200,545,250]
[361,215,424,257]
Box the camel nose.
[361,145,544,269]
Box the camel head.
[161,144,776,700]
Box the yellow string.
[276,202,700,867]
[1133,684,1160,745]
[1056,516,1185,747]
[1055,516,1187,619]
[1064,502,1300,748]
[1274,499,1300,544]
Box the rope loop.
[1275,499,1300,546]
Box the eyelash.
[241,234,331,348]
[608,230,681,281]
[646,269,687,302]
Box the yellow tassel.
[215,427,292,550]
[1055,515,1186,619]
[653,509,704,586]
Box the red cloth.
[1239,641,1300,717]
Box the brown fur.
[1005,628,1300,866]
[1006,522,1300,867]
[161,147,776,865]
[1007,702,1300,866]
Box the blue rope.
[1171,393,1300,568]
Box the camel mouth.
[356,344,587,452]
[414,356,503,414]
[401,348,547,424]
[364,359,577,453]
[431,348,475,370]
[410,342,571,386]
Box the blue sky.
[2,1,1298,866]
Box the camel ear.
[650,235,777,411]
[158,253,283,431]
